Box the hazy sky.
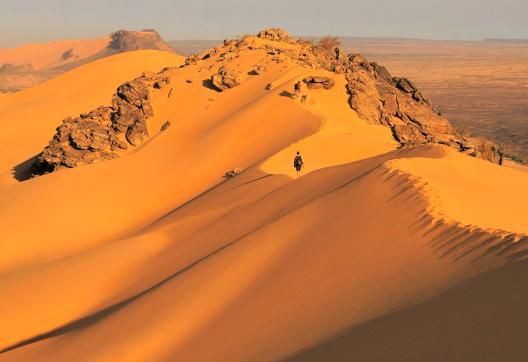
[1,0,527,47]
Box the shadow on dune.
[11,155,38,182]
[202,79,220,92]
[0,226,245,354]
[285,260,528,362]
[279,90,295,98]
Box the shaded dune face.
[0,29,527,361]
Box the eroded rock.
[211,66,242,91]
[32,75,157,175]
[303,76,335,90]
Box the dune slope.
[0,29,527,361]
[0,50,184,180]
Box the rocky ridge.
[31,28,502,177]
[107,29,176,53]
[32,71,171,174]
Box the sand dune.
[0,37,110,70]
[0,50,184,181]
[0,31,526,361]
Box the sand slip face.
[388,147,528,235]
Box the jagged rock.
[153,77,169,89]
[185,54,199,65]
[476,141,503,164]
[116,78,152,114]
[251,65,266,75]
[342,52,502,163]
[161,121,171,131]
[211,66,241,91]
[225,168,241,178]
[347,70,383,124]
[371,62,394,85]
[32,75,156,175]
[392,123,428,146]
[61,49,74,60]
[349,53,369,69]
[108,29,175,53]
[394,77,415,93]
[125,120,149,146]
[257,28,292,42]
[393,77,427,104]
[303,76,335,90]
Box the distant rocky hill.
[31,28,502,176]
[107,29,176,53]
[0,29,178,92]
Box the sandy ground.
[0,36,111,70]
[0,36,527,361]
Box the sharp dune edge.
[0,30,527,361]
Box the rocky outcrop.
[32,73,161,175]
[241,29,502,163]
[475,141,503,164]
[303,76,335,90]
[211,66,242,91]
[345,58,479,152]
[224,168,241,178]
[29,28,502,177]
[257,28,293,42]
[108,29,175,53]
[251,65,266,75]
[61,49,74,61]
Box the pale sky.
[0,0,527,47]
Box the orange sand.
[0,36,526,361]
[0,50,184,178]
[0,36,110,70]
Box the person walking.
[293,151,304,176]
[294,81,302,98]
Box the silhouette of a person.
[293,151,304,175]
[294,81,302,98]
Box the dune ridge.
[0,28,527,361]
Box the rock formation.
[344,56,499,160]
[257,28,293,42]
[31,72,166,175]
[211,66,242,91]
[31,28,503,177]
[107,29,176,53]
[303,76,335,90]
